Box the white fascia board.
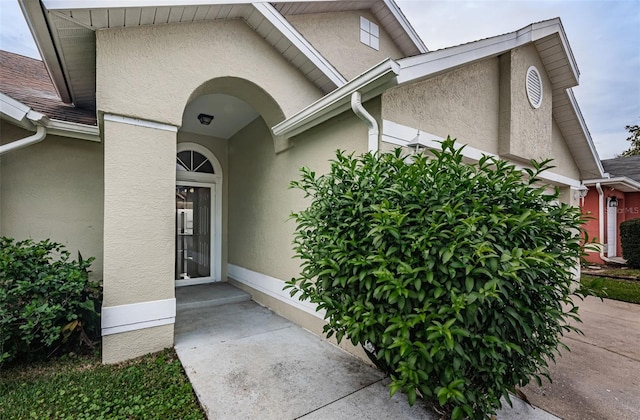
[566,89,605,178]
[397,19,575,87]
[18,0,72,104]
[252,2,347,88]
[0,93,35,129]
[397,32,522,85]
[102,298,176,336]
[583,177,640,192]
[1,93,100,141]
[273,59,400,139]
[382,119,581,188]
[47,119,100,142]
[382,119,489,161]
[383,0,428,53]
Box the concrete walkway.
[522,297,640,420]
[175,283,557,420]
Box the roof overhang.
[272,18,603,183]
[0,92,100,141]
[273,59,400,139]
[394,18,602,180]
[583,177,640,193]
[18,0,425,111]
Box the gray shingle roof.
[0,50,96,126]
[601,156,640,183]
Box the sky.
[1,0,639,160]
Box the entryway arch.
[175,142,223,286]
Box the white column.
[102,114,178,363]
[606,199,618,257]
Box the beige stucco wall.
[102,119,175,308]
[551,118,580,180]
[228,110,368,284]
[286,10,405,81]
[96,19,323,128]
[177,131,228,281]
[498,45,553,162]
[0,122,104,280]
[102,324,173,364]
[382,46,581,183]
[382,58,501,154]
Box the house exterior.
[0,0,603,364]
[582,156,640,264]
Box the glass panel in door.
[176,185,211,280]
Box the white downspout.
[595,182,613,263]
[350,91,379,153]
[0,125,46,155]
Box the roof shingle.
[602,156,640,183]
[0,50,96,126]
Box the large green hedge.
[286,138,589,419]
[0,238,101,366]
[620,218,640,268]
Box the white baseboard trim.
[102,298,176,336]
[228,264,325,320]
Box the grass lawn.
[0,348,205,420]
[581,275,640,305]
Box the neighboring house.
[582,156,640,264]
[0,0,603,364]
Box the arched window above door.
[177,150,214,174]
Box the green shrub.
[620,218,640,268]
[0,238,101,366]
[286,138,588,419]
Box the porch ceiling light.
[573,185,589,200]
[608,196,618,208]
[197,113,214,125]
[406,131,430,154]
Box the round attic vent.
[526,66,543,109]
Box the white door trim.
[176,143,223,285]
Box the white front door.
[175,182,216,285]
[175,144,223,286]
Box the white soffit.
[553,89,604,180]
[20,0,350,110]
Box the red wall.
[581,187,640,264]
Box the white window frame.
[360,16,380,51]
[176,143,223,286]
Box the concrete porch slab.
[175,296,560,420]
[176,301,384,419]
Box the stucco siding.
[499,45,553,162]
[228,112,368,284]
[102,119,175,307]
[382,58,501,154]
[550,118,581,180]
[96,19,323,127]
[0,122,104,280]
[177,131,229,281]
[286,10,405,81]
[102,324,173,364]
